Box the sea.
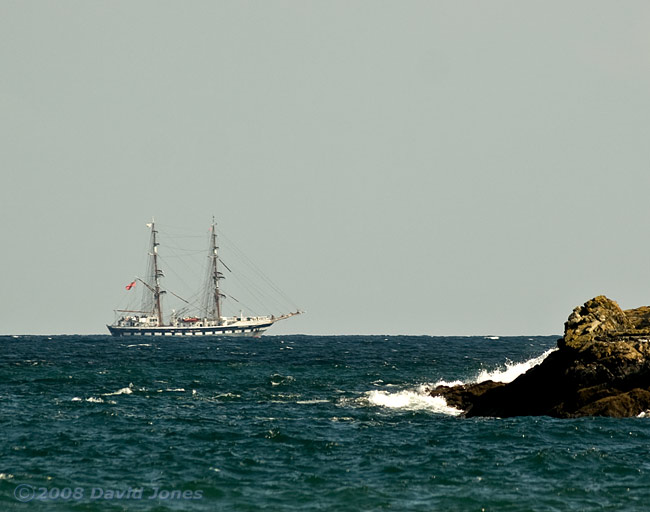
[2,334,650,511]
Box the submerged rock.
[430,296,650,418]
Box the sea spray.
[473,347,557,384]
[366,347,557,415]
[366,387,462,415]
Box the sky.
[1,1,650,336]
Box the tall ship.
[107,220,301,337]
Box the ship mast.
[210,218,224,324]
[150,221,164,326]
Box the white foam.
[103,383,134,396]
[72,396,113,404]
[270,374,295,386]
[215,392,241,399]
[363,348,557,417]
[474,348,557,384]
[366,387,462,416]
[432,379,464,388]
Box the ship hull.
[106,322,274,338]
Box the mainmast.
[209,219,224,324]
[149,221,164,326]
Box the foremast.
[149,221,164,326]
[208,218,225,325]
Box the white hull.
[107,320,274,338]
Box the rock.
[428,381,505,411]
[559,295,631,350]
[572,388,650,417]
[430,296,650,418]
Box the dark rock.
[430,296,650,418]
[572,388,650,417]
[428,381,505,411]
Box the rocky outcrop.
[560,295,631,349]
[430,296,650,417]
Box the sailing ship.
[107,220,301,337]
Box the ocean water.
[2,335,650,511]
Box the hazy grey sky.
[1,1,649,335]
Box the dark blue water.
[2,335,650,511]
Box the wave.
[270,374,296,387]
[366,386,462,415]
[473,348,557,384]
[71,396,115,404]
[366,348,557,416]
[103,383,135,396]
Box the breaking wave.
[473,347,557,384]
[366,385,462,415]
[367,348,557,415]
[103,383,135,396]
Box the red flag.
[125,280,136,290]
